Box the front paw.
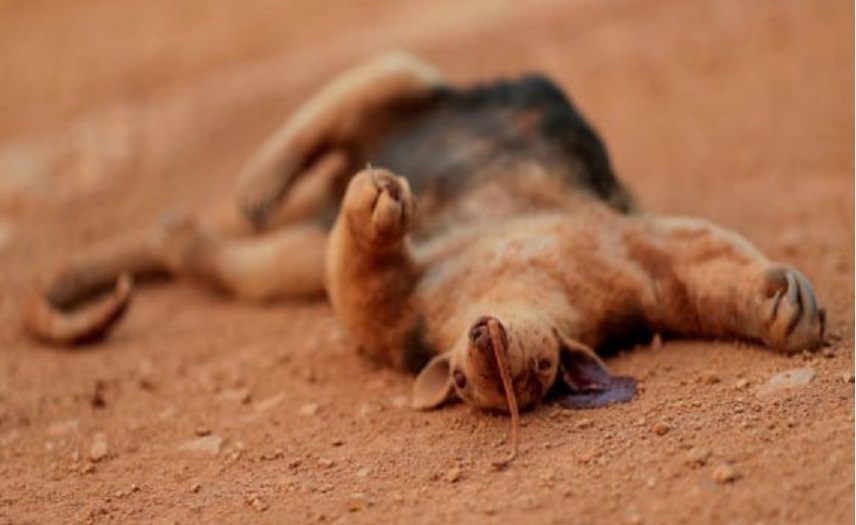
[342,168,414,248]
[759,266,825,353]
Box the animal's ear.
[553,337,637,409]
[412,353,457,410]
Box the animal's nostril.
[453,369,468,389]
[537,358,552,372]
[469,323,489,343]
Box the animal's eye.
[537,358,553,372]
[453,369,468,389]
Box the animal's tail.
[23,234,170,345]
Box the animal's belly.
[413,210,656,353]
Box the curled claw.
[24,273,134,345]
[763,266,825,353]
[342,168,414,249]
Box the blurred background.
[1,0,851,216]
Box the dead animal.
[25,52,825,462]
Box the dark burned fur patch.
[401,316,436,374]
[369,75,634,217]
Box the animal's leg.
[237,52,444,230]
[630,217,824,353]
[24,233,168,345]
[154,213,326,301]
[326,168,419,367]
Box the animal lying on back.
[26,52,825,461]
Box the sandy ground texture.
[0,0,854,523]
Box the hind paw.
[342,168,413,248]
[759,266,825,353]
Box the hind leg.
[237,52,443,230]
[155,213,326,301]
[631,217,825,353]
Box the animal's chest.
[410,210,656,354]
[363,77,629,240]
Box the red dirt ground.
[0,1,853,523]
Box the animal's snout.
[467,316,510,374]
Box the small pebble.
[246,495,268,512]
[702,373,721,385]
[255,393,285,413]
[89,434,109,462]
[299,403,320,416]
[652,422,671,436]
[317,457,335,469]
[190,483,201,494]
[445,467,462,483]
[195,426,211,437]
[685,448,710,467]
[712,463,740,484]
[216,388,252,404]
[760,367,815,395]
[179,435,224,455]
[345,493,371,512]
[734,378,750,390]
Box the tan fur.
[327,168,824,413]
[25,52,824,424]
[25,52,442,343]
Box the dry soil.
[0,1,853,524]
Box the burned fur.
[26,53,825,431]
